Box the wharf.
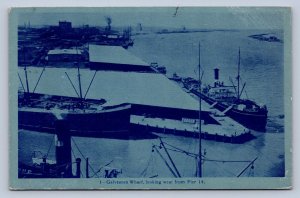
[130,114,253,144]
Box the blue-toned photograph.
[14,7,289,185]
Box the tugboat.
[19,120,123,178]
[191,49,268,132]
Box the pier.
[130,115,254,144]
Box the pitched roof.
[18,67,210,111]
[89,44,149,67]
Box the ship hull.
[18,104,132,138]
[191,90,267,132]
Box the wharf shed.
[47,49,84,62]
[18,67,214,123]
[88,44,154,72]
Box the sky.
[17,7,287,30]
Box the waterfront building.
[88,44,153,72]
[47,49,84,63]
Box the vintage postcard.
[9,7,292,189]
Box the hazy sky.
[18,7,286,30]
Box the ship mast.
[76,42,83,101]
[21,43,46,96]
[77,66,83,100]
[65,41,97,103]
[237,47,241,100]
[24,63,30,94]
[197,42,202,178]
[22,45,30,94]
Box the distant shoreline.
[156,29,238,35]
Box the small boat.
[19,120,123,178]
[169,73,182,82]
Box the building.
[88,44,154,72]
[47,49,84,62]
[59,21,72,32]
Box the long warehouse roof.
[18,67,209,111]
[89,44,149,66]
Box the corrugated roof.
[48,49,82,55]
[89,44,149,66]
[18,67,210,111]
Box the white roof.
[89,44,149,67]
[48,49,82,55]
[18,67,210,111]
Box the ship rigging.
[147,43,258,178]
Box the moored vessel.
[18,62,132,138]
[18,92,132,137]
[190,49,268,132]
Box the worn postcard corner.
[9,7,292,190]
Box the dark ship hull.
[18,93,132,138]
[191,89,268,132]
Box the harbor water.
[18,29,285,177]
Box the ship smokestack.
[55,120,72,177]
[214,68,219,80]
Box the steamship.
[18,65,132,138]
[189,49,268,132]
[18,93,131,137]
